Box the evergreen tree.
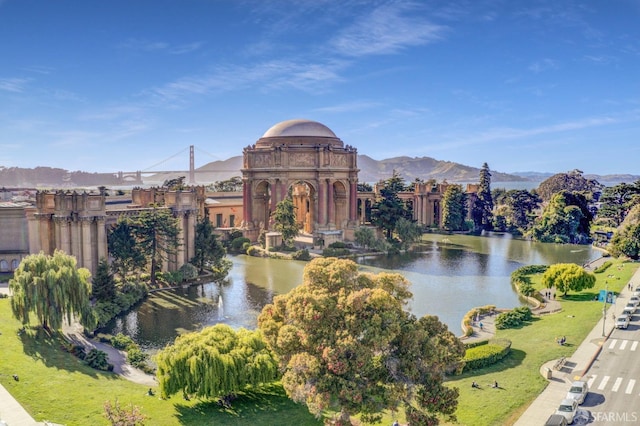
[92,257,116,302]
[9,250,96,331]
[441,184,468,231]
[258,258,464,425]
[471,163,494,231]
[191,211,227,274]
[108,217,146,280]
[132,205,181,286]
[531,190,593,244]
[370,171,411,239]
[272,197,299,247]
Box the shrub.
[328,241,347,249]
[594,261,613,274]
[322,247,350,257]
[111,333,135,350]
[85,349,113,371]
[292,249,311,261]
[179,263,198,281]
[495,306,532,330]
[126,346,149,368]
[230,237,250,253]
[246,246,261,256]
[461,338,512,372]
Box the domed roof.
[262,119,337,138]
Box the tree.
[597,181,640,227]
[541,263,596,296]
[108,217,146,280]
[394,217,422,250]
[211,176,243,192]
[272,197,299,247]
[155,324,278,400]
[9,250,96,331]
[471,163,494,231]
[92,258,116,302]
[258,257,464,425]
[354,226,376,250]
[502,189,541,232]
[531,191,593,244]
[441,184,468,231]
[370,171,411,239]
[536,169,601,202]
[608,204,640,259]
[191,211,230,279]
[132,205,181,286]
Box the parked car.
[566,380,589,404]
[630,296,640,306]
[623,307,635,318]
[544,413,569,426]
[555,398,579,424]
[624,302,637,313]
[616,315,631,329]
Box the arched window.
[0,260,8,272]
[11,259,20,270]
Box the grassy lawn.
[0,298,322,426]
[1,259,637,426]
[445,258,637,426]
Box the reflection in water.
[101,234,599,351]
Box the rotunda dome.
[261,119,337,138]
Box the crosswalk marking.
[620,340,629,350]
[587,375,596,388]
[626,379,635,394]
[632,341,638,351]
[612,377,623,392]
[609,339,618,349]
[598,376,610,390]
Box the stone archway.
[242,119,359,241]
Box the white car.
[630,296,640,306]
[566,380,589,404]
[624,302,637,313]
[555,398,578,424]
[616,315,631,329]
[622,307,635,318]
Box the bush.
[85,349,114,371]
[179,263,199,281]
[230,237,250,253]
[495,306,532,330]
[246,246,261,257]
[594,261,613,274]
[292,249,311,261]
[111,333,135,350]
[461,338,512,372]
[126,346,148,368]
[328,241,346,249]
[322,247,351,257]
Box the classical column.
[349,179,357,222]
[176,212,186,269]
[97,216,107,261]
[81,217,92,271]
[327,179,335,226]
[317,179,325,225]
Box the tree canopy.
[608,203,640,259]
[191,211,231,280]
[107,217,146,280]
[597,180,640,227]
[370,171,411,240]
[272,197,300,247]
[9,250,95,331]
[471,163,493,232]
[441,184,468,231]
[531,190,593,244]
[536,170,601,202]
[258,257,464,425]
[541,263,596,296]
[155,324,278,400]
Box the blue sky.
[1,0,639,177]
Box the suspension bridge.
[115,145,240,184]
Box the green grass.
[2,259,637,426]
[0,298,322,426]
[445,258,638,426]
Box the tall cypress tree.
[472,163,494,231]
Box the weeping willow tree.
[155,324,279,400]
[9,250,96,331]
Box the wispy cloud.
[330,2,447,57]
[149,59,346,103]
[0,77,29,93]
[528,58,559,73]
[314,101,381,113]
[119,38,204,54]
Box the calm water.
[102,233,599,351]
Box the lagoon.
[102,233,599,351]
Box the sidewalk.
[514,265,640,425]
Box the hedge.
[461,338,512,373]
